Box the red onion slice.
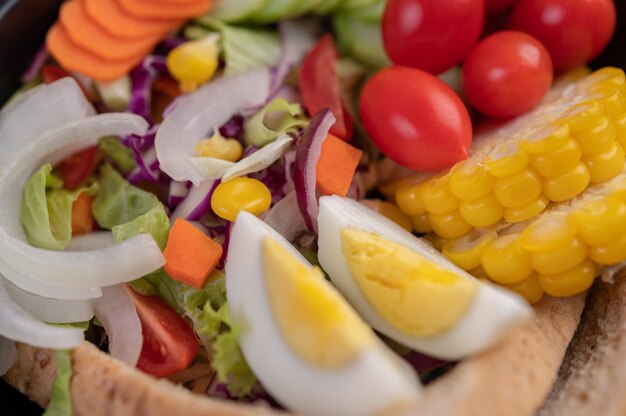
[2,277,94,324]
[92,284,142,367]
[0,114,165,289]
[293,109,335,233]
[155,69,271,186]
[0,278,84,349]
[0,77,95,167]
[0,336,16,376]
[263,191,306,242]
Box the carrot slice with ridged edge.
[118,0,212,19]
[60,0,161,61]
[46,24,141,81]
[83,0,183,39]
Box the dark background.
[0,0,625,413]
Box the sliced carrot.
[118,0,212,19]
[47,24,142,81]
[71,193,94,236]
[60,0,161,61]
[83,0,183,40]
[163,218,223,289]
[316,133,363,197]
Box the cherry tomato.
[463,31,553,119]
[507,0,616,72]
[41,64,94,101]
[359,66,472,172]
[485,0,518,14]
[58,146,99,189]
[128,289,199,377]
[299,35,353,140]
[382,0,484,75]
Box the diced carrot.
[46,24,143,81]
[60,0,161,61]
[83,0,183,40]
[163,219,223,289]
[316,134,363,197]
[118,0,212,19]
[71,193,94,236]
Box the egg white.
[226,211,422,416]
[317,195,533,361]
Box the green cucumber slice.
[339,0,380,11]
[248,0,301,24]
[333,13,390,69]
[312,0,344,14]
[209,0,269,22]
[351,0,386,22]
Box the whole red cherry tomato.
[507,0,616,72]
[59,146,99,189]
[463,31,553,119]
[485,0,519,14]
[359,66,472,172]
[382,0,484,75]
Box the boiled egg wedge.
[226,211,422,416]
[317,195,533,361]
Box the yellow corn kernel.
[583,141,625,184]
[449,162,493,200]
[560,100,605,134]
[493,168,542,208]
[530,138,582,178]
[167,34,219,93]
[442,228,495,271]
[503,274,544,304]
[614,113,626,151]
[574,195,626,247]
[428,210,472,239]
[395,184,427,216]
[573,115,615,156]
[360,200,412,232]
[519,212,577,253]
[410,214,433,234]
[458,194,503,227]
[419,175,459,214]
[595,89,626,118]
[503,195,549,223]
[530,238,588,275]
[587,68,626,95]
[543,162,590,202]
[520,123,570,154]
[538,259,596,297]
[194,132,243,162]
[211,177,271,222]
[480,234,533,284]
[484,143,530,178]
[589,232,626,265]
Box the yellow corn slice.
[393,67,626,240]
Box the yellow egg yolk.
[263,238,374,368]
[341,228,478,337]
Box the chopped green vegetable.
[43,350,73,416]
[98,136,136,174]
[112,204,169,250]
[244,98,308,147]
[22,164,95,251]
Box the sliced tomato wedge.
[41,64,95,101]
[128,289,199,377]
[299,35,353,140]
[58,146,99,189]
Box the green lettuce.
[43,350,72,416]
[92,164,169,248]
[243,98,309,147]
[22,164,96,251]
[98,136,136,175]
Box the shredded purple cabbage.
[205,375,281,408]
[156,37,186,55]
[250,163,288,205]
[219,116,245,140]
[402,350,449,374]
[129,56,169,124]
[124,124,161,184]
[21,45,49,83]
[187,180,221,222]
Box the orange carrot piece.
[71,193,94,236]
[83,0,183,40]
[118,0,212,19]
[60,0,161,61]
[163,218,223,289]
[47,24,143,81]
[316,133,363,197]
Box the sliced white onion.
[171,179,218,223]
[222,135,293,182]
[263,191,306,242]
[92,285,142,367]
[2,276,94,323]
[156,69,271,186]
[0,335,16,376]
[0,78,95,168]
[169,181,190,207]
[0,278,84,349]
[190,157,235,180]
[0,114,165,288]
[67,232,116,251]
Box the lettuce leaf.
[98,136,136,175]
[243,98,308,147]
[112,203,169,250]
[43,349,72,416]
[22,164,95,251]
